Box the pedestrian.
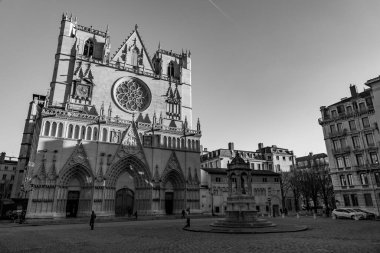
[181,209,186,219]
[134,211,138,220]
[183,217,190,229]
[90,210,96,230]
[284,208,288,216]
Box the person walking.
[181,209,186,219]
[183,217,190,229]
[90,211,96,230]
[134,211,138,220]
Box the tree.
[317,168,335,216]
[279,171,292,210]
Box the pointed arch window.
[74,125,80,139]
[44,121,51,136]
[131,47,139,66]
[93,127,98,141]
[86,127,92,140]
[51,122,57,137]
[167,61,175,77]
[58,123,64,137]
[81,126,86,139]
[102,128,108,142]
[67,124,73,139]
[83,39,94,57]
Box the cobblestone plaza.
[0,217,379,253]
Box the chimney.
[0,152,5,163]
[228,142,234,151]
[204,148,208,152]
[350,84,357,97]
[258,143,264,150]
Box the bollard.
[296,213,300,219]
[282,213,285,219]
[313,213,317,220]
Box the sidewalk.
[0,213,214,228]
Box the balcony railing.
[328,129,348,138]
[332,146,351,155]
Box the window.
[83,39,94,57]
[366,97,373,107]
[11,175,14,181]
[262,178,267,182]
[274,177,279,182]
[346,106,353,114]
[215,206,220,213]
[331,110,337,117]
[360,173,369,185]
[283,156,286,161]
[350,194,358,206]
[251,163,255,169]
[356,154,364,166]
[352,136,360,149]
[347,174,353,186]
[44,121,50,136]
[343,194,350,206]
[4,166,8,170]
[330,124,336,133]
[344,156,351,168]
[2,174,6,180]
[215,177,221,183]
[167,61,175,77]
[359,102,366,112]
[333,140,341,150]
[13,167,16,171]
[337,123,343,132]
[364,194,373,206]
[365,133,375,147]
[370,152,378,164]
[257,164,261,170]
[337,157,344,168]
[375,172,380,185]
[276,156,279,160]
[349,120,356,130]
[340,175,347,186]
[289,157,292,161]
[362,117,370,128]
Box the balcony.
[328,129,348,139]
[332,146,351,155]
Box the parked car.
[351,208,376,220]
[332,208,365,220]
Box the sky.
[1,0,380,158]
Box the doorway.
[115,188,134,216]
[66,191,80,217]
[165,192,174,214]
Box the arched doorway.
[115,188,134,216]
[161,170,186,214]
[57,164,94,218]
[164,181,174,214]
[105,155,152,215]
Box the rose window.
[113,78,151,113]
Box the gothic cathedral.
[11,14,202,218]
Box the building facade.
[11,15,202,218]
[319,84,380,215]
[256,143,295,172]
[0,153,17,199]
[0,153,18,217]
[200,142,268,170]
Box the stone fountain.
[211,152,275,228]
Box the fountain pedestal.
[211,152,275,229]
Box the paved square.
[0,217,379,253]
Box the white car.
[332,208,365,220]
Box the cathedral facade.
[11,14,202,218]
